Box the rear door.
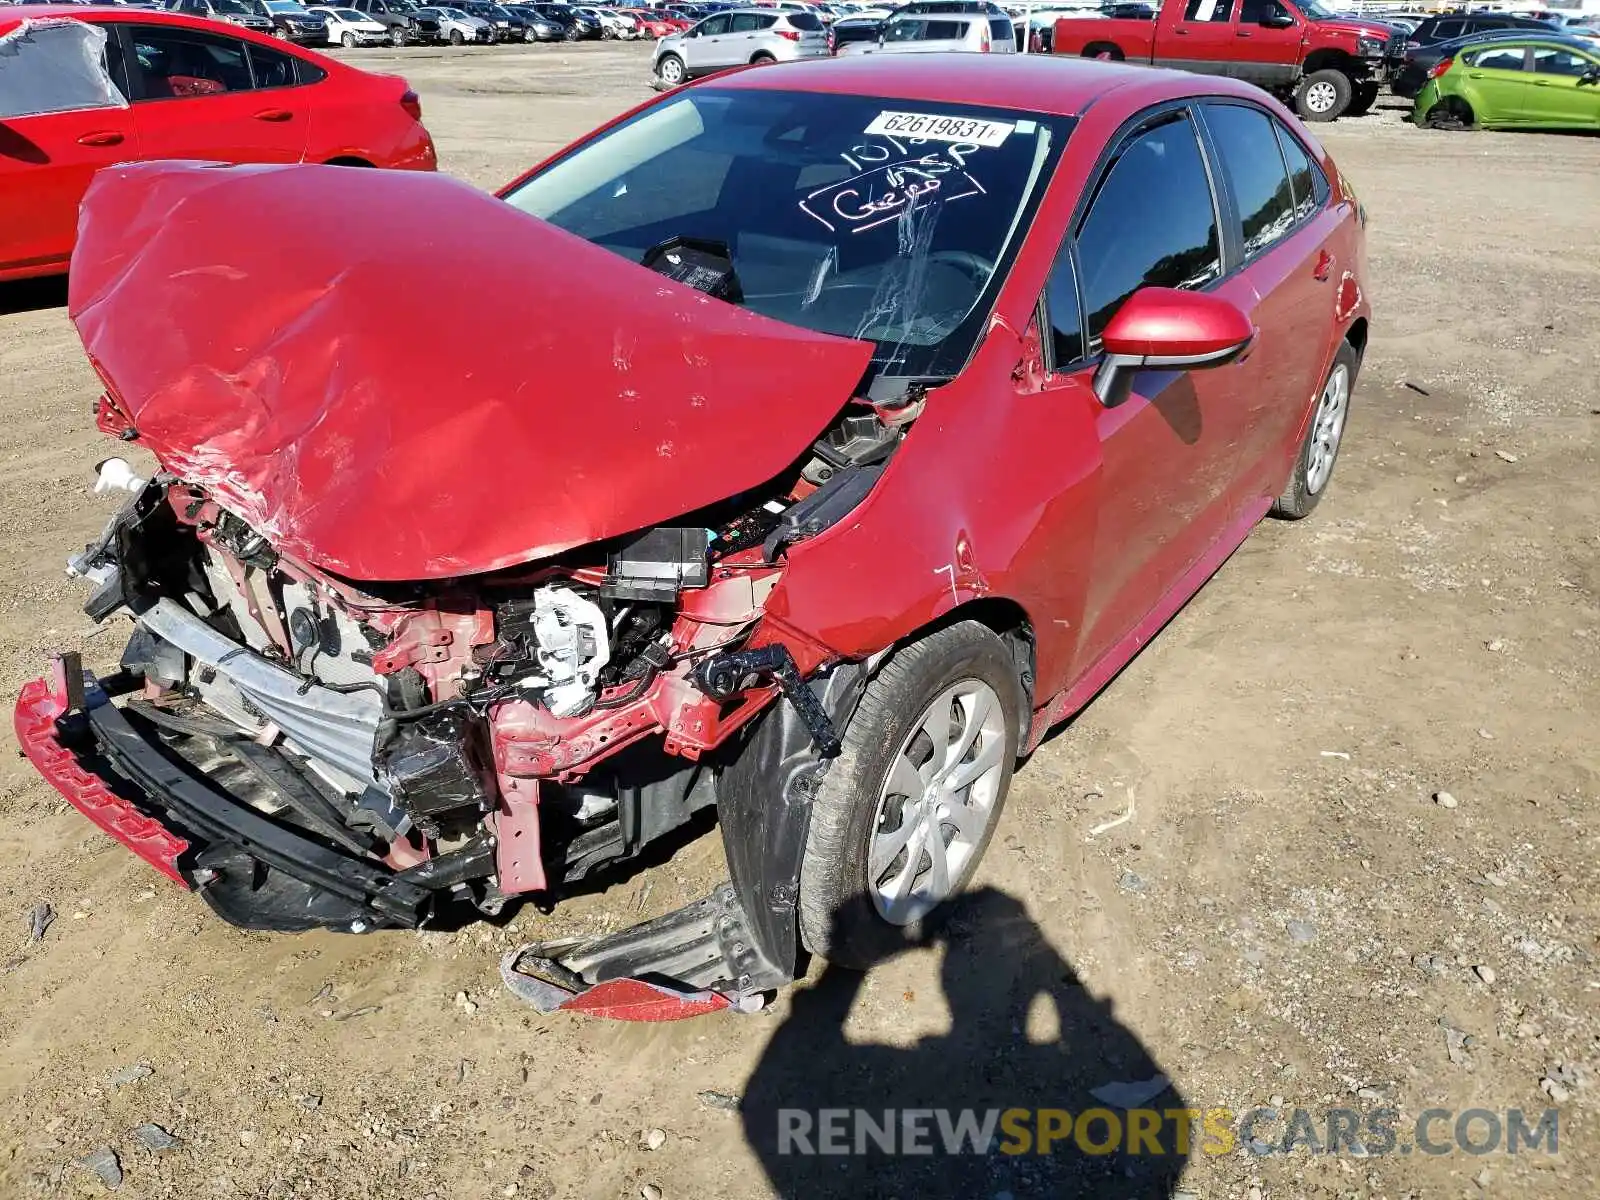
[1162,0,1240,76]
[0,18,137,277]
[1524,43,1600,126]
[118,22,311,162]
[728,11,771,59]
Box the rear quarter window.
[988,16,1012,39]
[785,11,823,30]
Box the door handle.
[1236,30,1253,37]
[77,131,125,147]
[253,108,294,122]
[1534,79,1551,86]
[1174,26,1188,34]
[1313,249,1334,282]
[1467,71,1483,78]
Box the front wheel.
[750,51,775,64]
[656,52,685,85]
[341,31,357,47]
[798,621,1024,967]
[449,28,464,44]
[564,23,580,40]
[1272,341,1358,520]
[1295,69,1353,121]
[389,26,406,46]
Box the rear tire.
[1295,69,1352,121]
[1082,41,1123,61]
[750,51,775,64]
[798,621,1024,968]
[1272,342,1358,520]
[1425,96,1475,130]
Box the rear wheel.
[798,621,1024,967]
[1273,342,1358,520]
[750,51,775,64]
[656,52,685,85]
[1295,68,1352,121]
[1425,96,1475,130]
[1082,41,1123,61]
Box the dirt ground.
[1,42,1597,1200]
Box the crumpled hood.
[69,161,874,582]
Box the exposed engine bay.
[58,392,914,938]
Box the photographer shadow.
[741,887,1189,1199]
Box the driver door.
[1234,0,1304,89]
[683,13,734,72]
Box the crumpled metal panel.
[68,160,876,582]
[138,598,383,788]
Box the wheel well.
[1301,49,1360,80]
[324,156,374,168]
[912,598,1036,712]
[1344,317,1368,363]
[750,50,774,62]
[1083,41,1123,60]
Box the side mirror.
[1092,287,1255,407]
[1580,68,1600,86]
[1261,11,1297,28]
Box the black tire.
[1082,41,1123,61]
[449,28,464,44]
[1295,68,1353,121]
[564,23,580,40]
[798,621,1025,968]
[1424,96,1475,130]
[656,51,685,85]
[1272,341,1359,520]
[1346,81,1379,117]
[750,51,775,64]
[389,26,406,46]
[341,31,357,47]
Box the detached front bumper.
[15,654,430,932]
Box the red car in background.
[0,6,434,282]
[617,8,677,35]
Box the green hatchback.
[1413,37,1600,130]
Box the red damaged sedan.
[0,6,434,283]
[17,56,1367,1016]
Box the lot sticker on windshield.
[864,111,1014,147]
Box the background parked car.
[526,2,604,37]
[508,5,565,37]
[417,4,494,39]
[258,0,330,40]
[1404,11,1561,52]
[309,4,392,42]
[828,11,880,49]
[342,0,422,43]
[651,7,829,83]
[839,7,1015,54]
[1389,25,1534,98]
[164,0,277,36]
[1412,34,1600,131]
[0,6,435,282]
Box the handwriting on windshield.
[800,144,987,235]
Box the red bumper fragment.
[14,675,191,887]
[499,946,733,1021]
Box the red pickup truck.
[1053,0,1403,122]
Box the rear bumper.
[15,656,430,932]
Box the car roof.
[709,52,1250,119]
[0,4,249,29]
[1444,30,1593,50]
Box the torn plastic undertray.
[500,882,786,1020]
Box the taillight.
[776,27,799,40]
[400,88,422,121]
[1427,56,1452,80]
[980,29,990,51]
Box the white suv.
[652,8,831,86]
[839,10,1017,54]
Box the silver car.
[652,8,831,86]
[838,10,1016,55]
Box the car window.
[1272,119,1325,222]
[988,15,1012,39]
[1531,46,1593,75]
[1468,45,1527,70]
[0,21,129,118]
[248,43,299,88]
[697,13,730,33]
[1075,113,1221,343]
[729,12,761,30]
[785,11,823,29]
[1045,243,1085,368]
[1202,103,1295,259]
[1238,0,1278,23]
[127,27,254,98]
[1432,19,1462,39]
[1183,0,1232,22]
